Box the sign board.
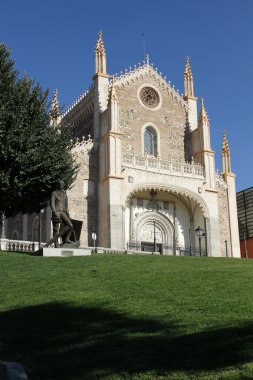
[92,233,97,241]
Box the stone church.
[2,32,240,257]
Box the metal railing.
[127,241,207,256]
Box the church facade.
[2,32,240,257]
[59,32,240,257]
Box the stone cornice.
[102,174,124,182]
[222,172,236,179]
[62,87,94,125]
[101,130,123,141]
[195,149,215,155]
[184,95,198,101]
[205,189,219,193]
[93,72,110,80]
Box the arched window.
[144,127,157,156]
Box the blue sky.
[1,0,252,191]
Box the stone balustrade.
[0,238,41,252]
[122,153,205,178]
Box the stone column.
[122,206,126,250]
[0,213,6,239]
[173,205,177,254]
[22,214,28,241]
[204,217,211,256]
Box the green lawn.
[0,252,253,380]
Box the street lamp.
[195,226,205,256]
[189,229,192,256]
[225,240,228,257]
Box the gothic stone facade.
[57,33,239,257]
[2,33,240,257]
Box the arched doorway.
[124,184,209,256]
[133,211,175,254]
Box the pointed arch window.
[144,127,157,156]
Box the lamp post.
[225,240,228,257]
[92,232,97,252]
[189,229,192,256]
[195,226,205,256]
[153,221,156,253]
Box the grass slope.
[0,252,253,379]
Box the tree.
[0,44,78,217]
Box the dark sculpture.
[47,180,77,248]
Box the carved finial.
[145,53,150,65]
[184,56,194,98]
[222,129,231,174]
[95,31,107,74]
[50,89,61,127]
[199,97,209,125]
[222,129,230,154]
[95,31,105,54]
[184,56,193,79]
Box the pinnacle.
[222,129,230,153]
[184,56,193,79]
[199,97,209,125]
[95,30,105,54]
[51,89,61,119]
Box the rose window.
[140,87,160,108]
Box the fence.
[127,241,207,256]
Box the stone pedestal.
[42,247,92,257]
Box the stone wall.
[5,212,48,243]
[216,175,231,256]
[68,138,98,246]
[117,75,187,162]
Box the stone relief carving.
[132,198,174,224]
[140,223,163,243]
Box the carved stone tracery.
[140,87,160,108]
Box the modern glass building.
[236,187,253,258]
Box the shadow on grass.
[0,303,252,379]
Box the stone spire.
[198,98,211,151]
[199,98,209,126]
[222,129,231,174]
[184,56,194,98]
[50,89,61,127]
[95,31,107,75]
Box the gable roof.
[113,61,188,110]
